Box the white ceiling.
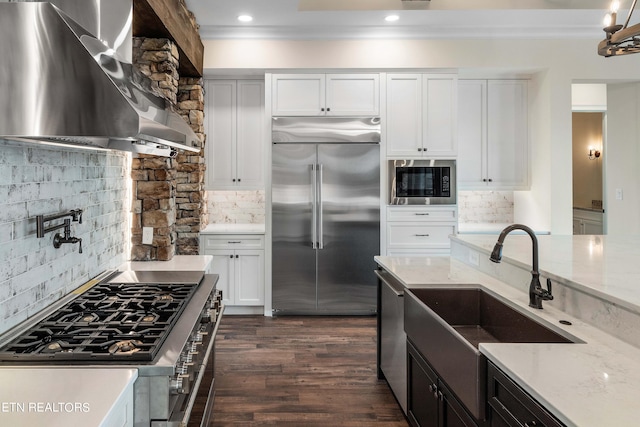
[184,0,616,40]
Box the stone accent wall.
[132,38,180,106]
[131,37,206,259]
[176,78,207,255]
[130,157,177,261]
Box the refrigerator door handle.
[318,163,324,249]
[311,164,318,249]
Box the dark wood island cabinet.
[408,341,479,427]
[487,362,565,427]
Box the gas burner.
[109,340,143,355]
[141,314,157,323]
[39,340,72,354]
[154,294,174,303]
[80,313,99,322]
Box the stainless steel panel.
[273,117,381,143]
[0,2,199,156]
[272,144,318,312]
[378,271,407,414]
[108,270,205,285]
[316,144,380,313]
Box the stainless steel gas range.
[0,270,224,427]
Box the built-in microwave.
[389,159,456,205]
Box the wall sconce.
[588,147,601,160]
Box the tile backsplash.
[206,190,265,224]
[0,140,131,334]
[458,191,514,223]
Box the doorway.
[571,112,605,235]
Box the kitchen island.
[377,233,640,427]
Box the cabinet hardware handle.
[417,148,422,152]
[229,255,233,259]
[228,241,242,244]
[524,422,538,427]
[488,178,493,182]
[428,384,438,398]
[415,234,430,237]
[327,107,331,112]
[437,390,443,401]
[232,178,236,182]
[236,255,239,258]
[238,178,241,182]
[321,108,325,112]
[415,213,430,216]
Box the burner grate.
[0,282,199,363]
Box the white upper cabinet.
[205,79,265,190]
[457,79,529,190]
[272,73,380,116]
[386,74,457,158]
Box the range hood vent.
[0,2,200,157]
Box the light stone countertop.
[200,223,265,234]
[0,368,137,427]
[375,253,640,427]
[451,234,640,315]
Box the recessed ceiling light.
[385,15,399,22]
[238,15,253,23]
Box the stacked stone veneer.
[176,78,207,255]
[131,37,206,260]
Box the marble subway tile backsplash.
[206,190,265,224]
[458,191,514,223]
[0,140,131,334]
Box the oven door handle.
[179,304,225,427]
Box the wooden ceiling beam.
[133,0,204,77]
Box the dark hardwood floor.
[210,315,408,427]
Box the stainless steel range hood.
[0,2,200,157]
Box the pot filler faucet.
[489,223,553,309]
[35,209,83,254]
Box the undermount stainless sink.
[404,287,578,421]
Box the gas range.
[0,270,224,427]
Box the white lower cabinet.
[200,233,265,311]
[386,206,458,255]
[573,209,604,235]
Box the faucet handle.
[542,278,554,301]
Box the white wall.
[606,83,640,235]
[202,38,640,234]
[0,140,130,333]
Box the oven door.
[389,159,457,205]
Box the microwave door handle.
[318,163,324,250]
[311,164,317,249]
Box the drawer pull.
[227,241,242,244]
[524,422,538,427]
[415,234,430,237]
[415,213,430,216]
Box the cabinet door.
[236,80,265,189]
[234,250,265,306]
[386,74,423,157]
[457,80,487,188]
[440,380,478,427]
[206,80,237,188]
[487,80,528,189]
[272,74,325,116]
[408,343,439,427]
[326,74,380,116]
[423,75,458,157]
[210,250,235,306]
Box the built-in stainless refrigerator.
[272,117,380,315]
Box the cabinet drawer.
[387,223,455,249]
[387,207,457,222]
[201,234,265,250]
[488,362,565,427]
